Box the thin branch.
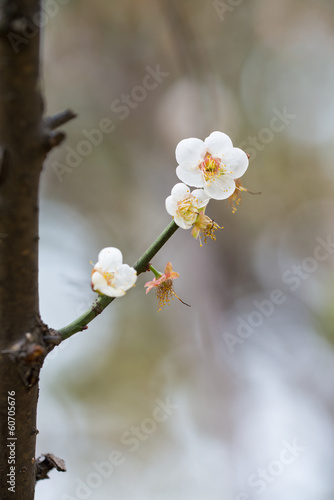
[133,219,179,274]
[43,109,77,152]
[45,109,77,130]
[58,220,178,341]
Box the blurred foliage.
[37,1,334,499]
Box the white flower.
[175,131,249,200]
[165,183,209,229]
[91,247,137,297]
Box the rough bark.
[0,1,59,498]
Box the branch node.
[36,453,66,481]
[43,333,62,346]
[1,332,47,386]
[44,130,66,151]
[92,302,103,315]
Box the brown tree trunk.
[0,1,52,498]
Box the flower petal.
[91,272,125,297]
[164,262,178,277]
[204,176,236,200]
[165,196,178,216]
[223,148,249,179]
[176,162,205,188]
[100,285,126,297]
[97,247,123,269]
[113,264,137,291]
[168,271,179,280]
[191,189,210,208]
[174,214,194,230]
[175,137,206,164]
[145,279,158,293]
[171,183,191,200]
[164,262,172,275]
[205,131,233,155]
[91,271,107,292]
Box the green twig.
[58,220,178,341]
[148,264,162,279]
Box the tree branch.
[58,220,179,341]
[44,109,77,130]
[43,109,77,152]
[0,1,58,498]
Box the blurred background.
[36,1,334,498]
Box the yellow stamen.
[102,271,115,286]
[192,212,223,246]
[176,195,198,224]
[155,279,190,311]
[200,154,225,185]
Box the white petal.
[174,215,193,230]
[165,195,178,216]
[99,285,126,297]
[91,270,127,297]
[91,271,107,292]
[93,262,105,275]
[204,176,236,200]
[97,247,123,269]
[175,138,206,164]
[191,189,210,207]
[91,271,126,297]
[223,148,249,179]
[176,162,205,188]
[205,131,233,155]
[114,265,137,291]
[170,183,190,201]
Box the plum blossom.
[165,183,209,229]
[144,262,179,294]
[91,247,137,297]
[175,131,249,200]
[191,208,222,246]
[165,183,222,244]
[145,263,190,311]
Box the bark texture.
[0,1,56,498]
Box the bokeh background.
[36,1,334,498]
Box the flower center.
[176,195,198,224]
[102,271,116,287]
[200,153,225,184]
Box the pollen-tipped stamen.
[155,279,190,311]
[200,154,225,185]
